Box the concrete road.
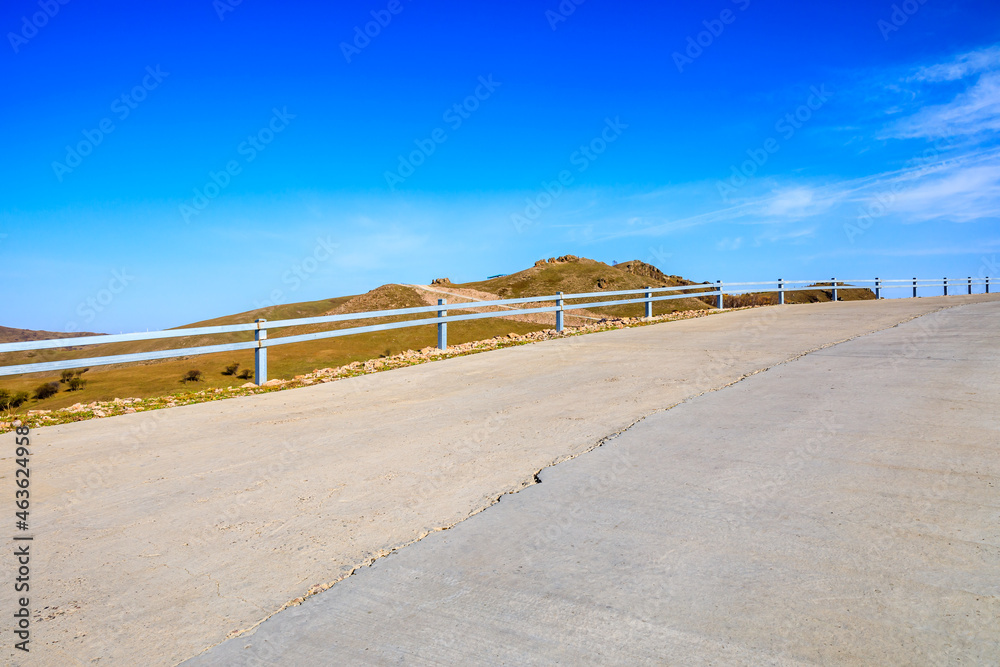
[186,297,1000,666]
[5,295,998,665]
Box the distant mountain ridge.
[0,326,103,344]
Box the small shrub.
[0,390,29,410]
[182,369,203,383]
[222,362,240,376]
[723,292,778,309]
[76,367,90,377]
[67,377,87,391]
[33,382,60,400]
[237,369,253,380]
[60,369,75,383]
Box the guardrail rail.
[0,275,990,384]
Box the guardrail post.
[987,277,991,294]
[875,277,881,300]
[778,278,784,305]
[556,292,564,332]
[831,278,838,302]
[943,277,948,296]
[254,319,267,385]
[716,281,724,310]
[644,287,652,318]
[968,276,972,295]
[912,277,917,298]
[437,299,447,350]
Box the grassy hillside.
[455,256,713,317]
[723,282,876,307]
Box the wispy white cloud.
[764,188,813,215]
[910,45,1000,82]
[888,44,1000,139]
[891,72,1000,138]
[754,225,818,246]
[590,141,1000,245]
[885,163,1000,222]
[716,236,743,251]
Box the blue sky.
[2,0,999,332]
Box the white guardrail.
[0,276,991,384]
